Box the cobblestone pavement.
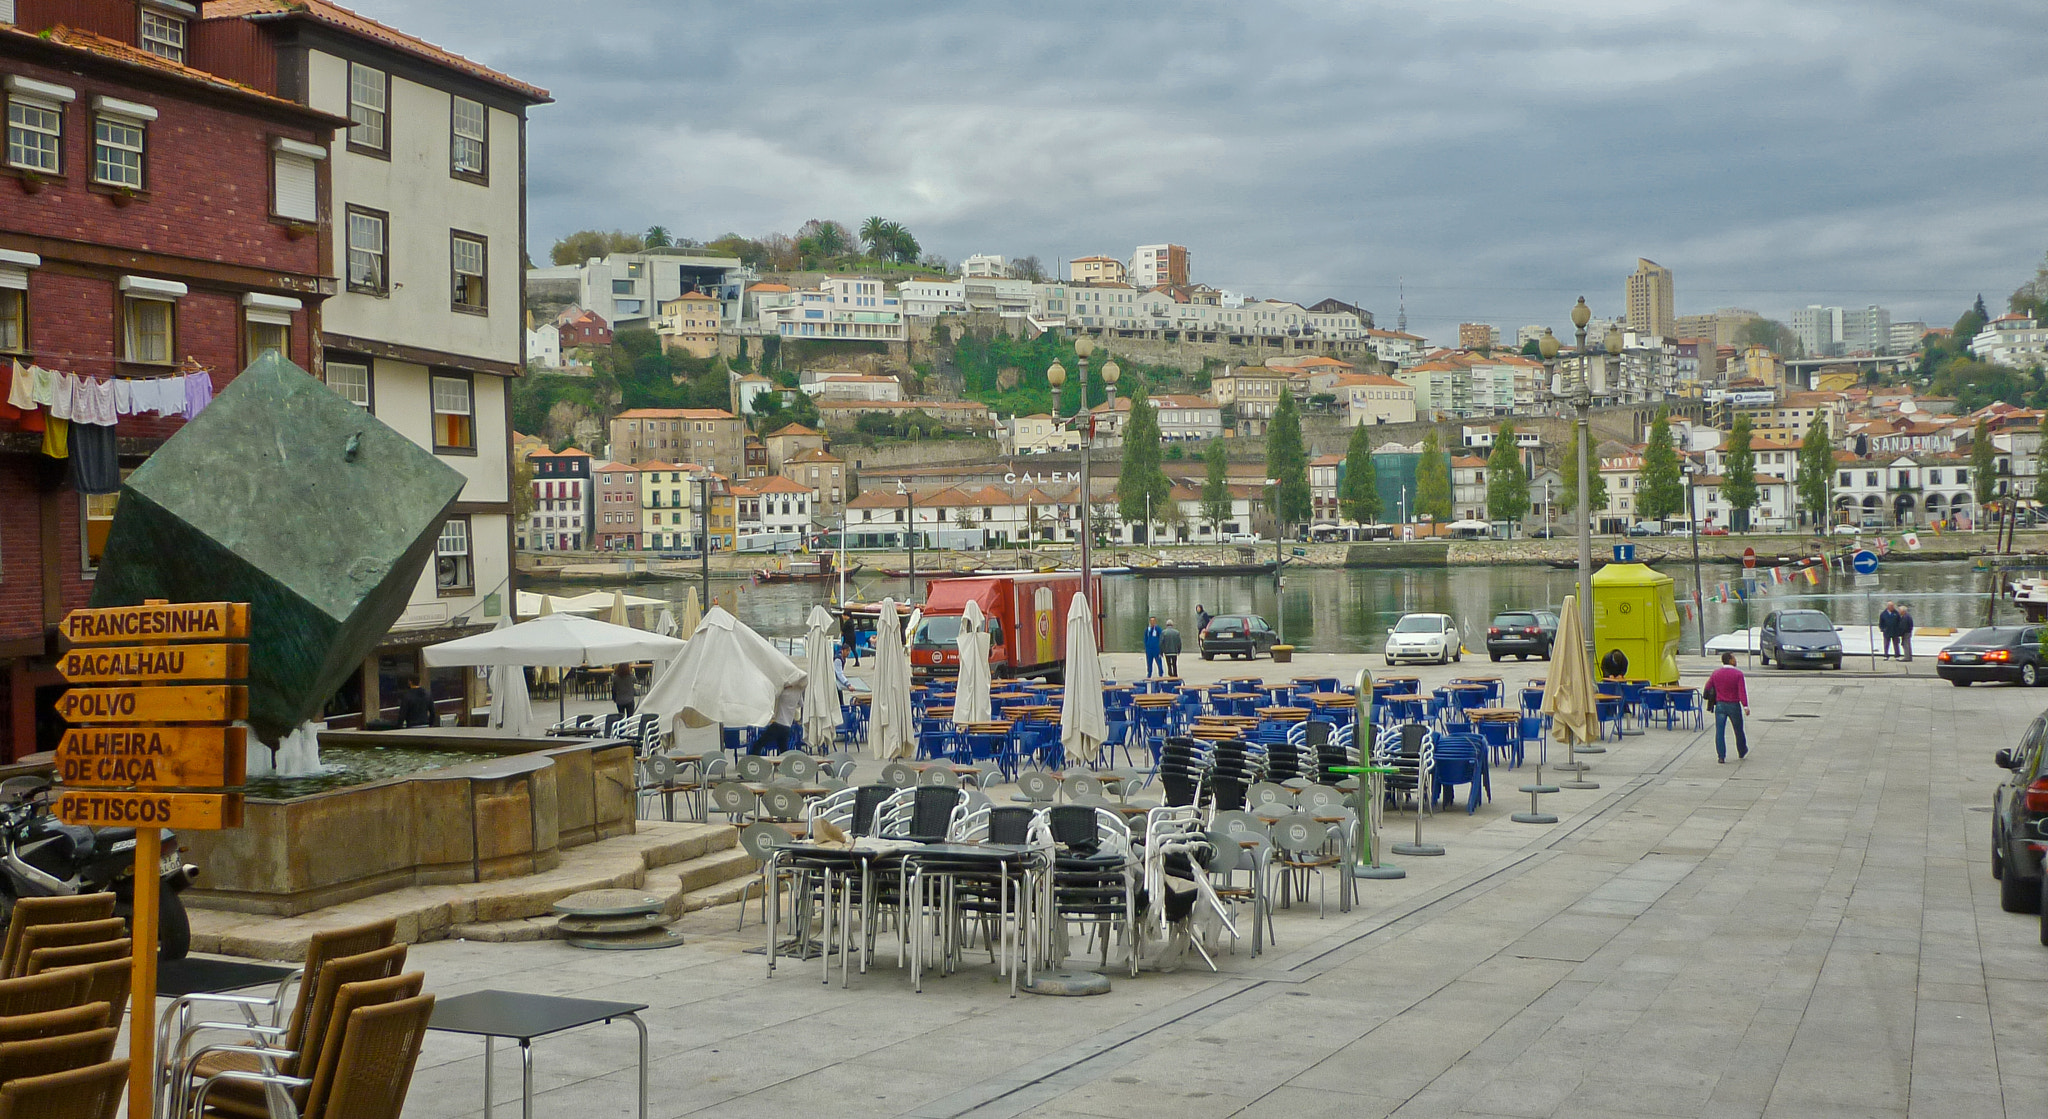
[277,655,2047,1118]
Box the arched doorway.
[1925,493,1945,526]
[1861,495,1881,524]
[1893,492,1916,525]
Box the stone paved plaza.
[233,653,2048,1118]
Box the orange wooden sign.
[55,790,244,830]
[61,602,249,646]
[59,643,248,685]
[56,726,248,788]
[55,685,247,725]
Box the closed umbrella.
[640,606,806,729]
[678,587,703,641]
[802,604,841,747]
[1060,594,1107,764]
[485,617,537,737]
[952,600,992,725]
[867,598,915,759]
[1541,594,1600,748]
[656,608,678,638]
[607,589,630,628]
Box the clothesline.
[2,359,217,492]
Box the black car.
[1991,711,2048,942]
[1757,609,1843,669]
[1486,610,1558,661]
[1937,625,2047,687]
[1200,614,1277,660]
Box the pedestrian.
[1160,620,1182,677]
[1144,616,1163,678]
[1195,604,1212,633]
[1896,602,1915,662]
[398,676,435,728]
[1705,651,1750,762]
[610,662,637,717]
[1878,601,1901,659]
[841,610,861,666]
[749,680,804,756]
[1600,647,1629,679]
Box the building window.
[346,206,387,295]
[139,7,187,64]
[451,232,486,312]
[122,298,174,365]
[431,373,474,452]
[0,270,24,354]
[347,62,388,153]
[6,94,63,174]
[326,360,371,408]
[92,114,145,189]
[612,279,634,295]
[450,96,487,180]
[247,319,287,362]
[270,138,322,222]
[435,516,473,594]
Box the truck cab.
[899,572,1101,681]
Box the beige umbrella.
[867,598,915,759]
[678,587,704,641]
[1541,594,1600,748]
[952,600,992,726]
[608,588,630,628]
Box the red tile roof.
[206,0,550,102]
[11,25,345,122]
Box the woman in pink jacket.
[1706,652,1750,762]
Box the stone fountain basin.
[178,728,636,917]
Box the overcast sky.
[366,0,2048,346]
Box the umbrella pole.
[1513,759,1560,824]
[1557,733,1599,790]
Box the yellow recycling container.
[1591,558,1680,684]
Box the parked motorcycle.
[0,776,198,959]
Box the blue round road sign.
[1852,549,1879,575]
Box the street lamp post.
[898,480,915,600]
[1685,462,1707,656]
[1047,338,1119,622]
[1567,299,1596,661]
[1263,478,1284,644]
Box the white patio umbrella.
[1060,594,1108,764]
[423,613,686,721]
[640,606,806,729]
[952,600,992,726]
[515,590,597,618]
[485,616,538,738]
[867,598,915,759]
[1541,594,1600,748]
[655,608,678,637]
[802,605,841,748]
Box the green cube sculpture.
[90,352,468,742]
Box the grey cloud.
[365,0,2048,341]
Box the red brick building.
[1,3,343,759]
[561,308,612,348]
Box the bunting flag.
[1903,531,1921,550]
[1803,566,1820,585]
[1878,537,1891,556]
[1770,566,1786,585]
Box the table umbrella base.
[1559,778,1599,790]
[1352,864,1406,879]
[1391,842,1444,856]
[1575,744,1608,753]
[1024,970,1113,997]
[1512,811,1560,824]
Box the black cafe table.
[428,989,649,1119]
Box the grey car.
[1758,609,1843,670]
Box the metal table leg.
[483,1035,494,1118]
[624,1012,649,1119]
[520,1038,533,1119]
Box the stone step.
[677,846,756,894]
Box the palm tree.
[643,225,672,248]
[860,216,889,259]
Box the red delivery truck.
[907,572,1102,681]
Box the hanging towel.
[48,371,74,421]
[183,370,213,420]
[0,361,18,421]
[137,377,169,416]
[70,373,95,423]
[89,377,117,425]
[112,377,132,416]
[5,360,31,413]
[27,364,56,406]
[41,415,68,458]
[67,421,120,494]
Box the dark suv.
[1486,610,1558,661]
[1991,712,2048,943]
[1200,614,1277,660]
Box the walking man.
[1195,604,1212,634]
[1878,601,1901,659]
[1160,619,1183,677]
[1144,616,1164,678]
[1896,602,1915,662]
[1706,652,1749,762]
[841,610,861,666]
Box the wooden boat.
[1130,561,1280,578]
[752,556,858,584]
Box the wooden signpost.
[54,599,250,1115]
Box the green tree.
[1972,417,1996,518]
[1557,424,1607,528]
[1798,417,1835,527]
[1266,388,1313,525]
[549,229,643,265]
[859,216,889,257]
[1339,423,1381,524]
[642,225,672,248]
[1115,384,1173,539]
[1635,408,1685,522]
[1416,429,1453,522]
[1520,338,1544,358]
[1737,317,1802,357]
[1485,422,1529,531]
[1722,414,1758,531]
[1201,442,1232,535]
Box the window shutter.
[274,152,317,221]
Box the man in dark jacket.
[1877,601,1901,659]
[398,677,435,727]
[1160,620,1183,677]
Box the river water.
[561,557,2014,656]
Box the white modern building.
[765,278,904,341]
[1970,315,2048,369]
[733,475,816,536]
[961,254,1006,278]
[526,249,746,331]
[895,279,965,318]
[1151,395,1224,441]
[525,322,561,368]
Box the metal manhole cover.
[552,889,665,918]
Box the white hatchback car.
[1385,613,1460,665]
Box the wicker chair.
[0,895,116,979]
[10,919,125,974]
[0,1004,108,1044]
[301,994,435,1119]
[39,960,129,1021]
[0,970,91,1018]
[0,1026,118,1082]
[0,1058,128,1119]
[23,937,130,975]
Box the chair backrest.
[24,937,130,975]
[40,960,127,1019]
[710,782,756,819]
[284,918,399,1056]
[292,944,409,1086]
[916,764,959,788]
[1299,785,1347,816]
[736,754,773,782]
[0,1026,118,1084]
[0,1057,128,1119]
[778,752,819,783]
[0,1003,108,1044]
[908,786,963,841]
[0,969,90,1018]
[0,895,115,980]
[1015,770,1057,803]
[986,806,1035,845]
[1061,771,1101,802]
[735,822,787,865]
[1269,813,1332,857]
[1246,781,1292,809]
[12,919,125,971]
[878,760,917,788]
[298,972,426,1119]
[303,991,435,1119]
[757,786,804,822]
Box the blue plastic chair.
[1667,687,1702,731]
[1476,718,1519,768]
[917,725,956,761]
[1430,733,1490,814]
[1596,695,1625,740]
[1637,688,1670,730]
[1518,715,1547,766]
